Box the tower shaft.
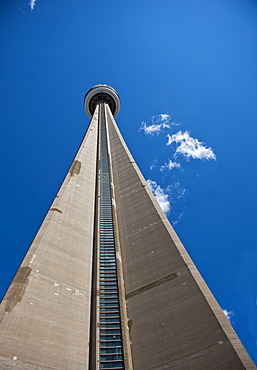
[0,86,255,369]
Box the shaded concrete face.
[0,107,99,369]
[105,105,256,370]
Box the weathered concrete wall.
[0,107,99,369]
[0,99,255,370]
[106,105,256,370]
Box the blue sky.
[1,0,257,364]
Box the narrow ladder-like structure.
[98,103,125,369]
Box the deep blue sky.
[1,0,257,364]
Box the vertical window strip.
[99,103,125,370]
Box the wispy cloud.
[140,113,178,136]
[160,159,181,171]
[159,114,170,121]
[147,179,170,214]
[150,159,158,170]
[167,131,216,160]
[172,212,184,226]
[167,181,187,200]
[29,0,37,10]
[223,309,234,323]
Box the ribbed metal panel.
[98,103,125,370]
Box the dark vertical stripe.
[98,103,125,370]
[89,107,100,370]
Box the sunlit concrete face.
[0,106,100,369]
[0,86,255,369]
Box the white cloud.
[160,159,181,171]
[167,131,216,160]
[223,309,234,323]
[167,181,187,201]
[147,179,170,214]
[160,114,170,121]
[177,188,186,199]
[150,159,158,170]
[140,113,178,136]
[172,212,184,226]
[29,0,37,10]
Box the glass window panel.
[100,278,117,282]
[100,335,121,341]
[100,290,118,294]
[100,261,116,264]
[100,347,122,354]
[100,259,115,262]
[100,318,120,323]
[100,268,116,271]
[100,323,121,328]
[100,285,118,289]
[102,284,118,287]
[100,329,121,335]
[100,361,124,369]
[100,310,119,315]
[100,303,119,308]
[100,284,118,287]
[100,354,123,361]
[100,341,122,348]
[100,270,116,274]
[100,313,120,318]
[100,295,119,300]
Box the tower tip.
[84,84,120,118]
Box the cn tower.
[0,85,255,369]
